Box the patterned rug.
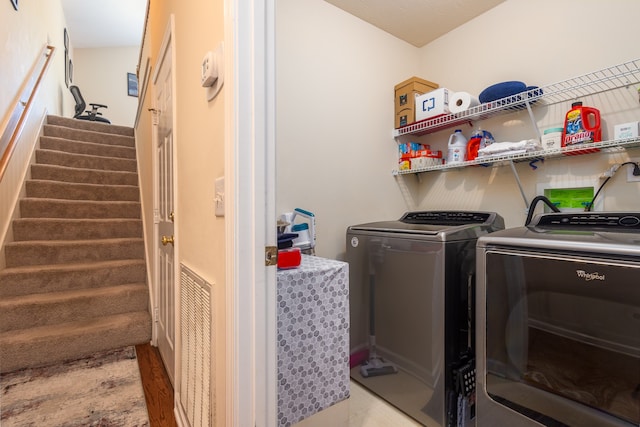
[1,346,149,427]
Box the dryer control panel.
[533,212,640,230]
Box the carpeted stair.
[0,115,152,374]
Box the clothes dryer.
[476,212,640,427]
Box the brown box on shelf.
[394,77,439,128]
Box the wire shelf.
[393,137,640,175]
[393,58,640,138]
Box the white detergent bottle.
[447,129,468,163]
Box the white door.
[153,30,176,385]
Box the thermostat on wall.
[201,42,224,102]
[201,51,217,87]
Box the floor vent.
[179,263,214,427]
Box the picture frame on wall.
[64,51,69,87]
[10,0,18,11]
[127,72,138,97]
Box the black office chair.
[69,85,111,124]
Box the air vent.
[180,264,214,427]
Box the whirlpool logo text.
[576,270,605,281]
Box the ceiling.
[324,0,505,47]
[60,0,504,50]
[60,0,147,48]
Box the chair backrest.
[69,85,86,118]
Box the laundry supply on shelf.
[446,129,468,163]
[561,101,601,155]
[476,139,541,158]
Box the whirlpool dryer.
[347,211,504,427]
[476,212,640,427]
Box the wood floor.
[136,343,178,427]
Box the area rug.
[1,346,150,427]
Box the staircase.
[0,115,152,373]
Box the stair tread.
[26,179,139,189]
[0,311,150,341]
[42,126,135,148]
[31,163,138,176]
[0,282,147,307]
[0,258,145,275]
[13,218,142,224]
[47,115,134,137]
[6,237,143,246]
[36,148,137,170]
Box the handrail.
[0,45,55,181]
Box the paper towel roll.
[450,92,480,114]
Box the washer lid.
[348,211,503,236]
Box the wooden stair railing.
[0,45,55,181]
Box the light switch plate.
[215,176,225,216]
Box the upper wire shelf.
[393,58,640,138]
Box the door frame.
[225,0,277,425]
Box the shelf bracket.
[508,160,530,209]
[525,99,542,142]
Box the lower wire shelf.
[393,137,640,175]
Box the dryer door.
[479,249,640,427]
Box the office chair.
[69,85,111,124]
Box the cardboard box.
[394,77,439,128]
[415,88,450,122]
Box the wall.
[0,0,68,265]
[413,0,640,228]
[276,0,421,260]
[72,47,140,127]
[276,0,640,264]
[0,0,67,125]
[136,0,227,423]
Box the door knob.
[161,235,174,246]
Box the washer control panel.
[400,211,493,225]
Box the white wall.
[277,0,640,262]
[0,0,69,266]
[414,0,640,228]
[0,0,67,126]
[276,0,421,260]
[72,47,140,127]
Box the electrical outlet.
[627,158,640,183]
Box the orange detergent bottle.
[561,101,601,155]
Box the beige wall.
[72,47,140,127]
[276,0,422,260]
[276,0,640,263]
[413,0,640,228]
[0,0,68,126]
[0,0,69,265]
[136,0,227,423]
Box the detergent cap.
[571,101,583,108]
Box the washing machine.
[476,212,640,427]
[347,211,504,427]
